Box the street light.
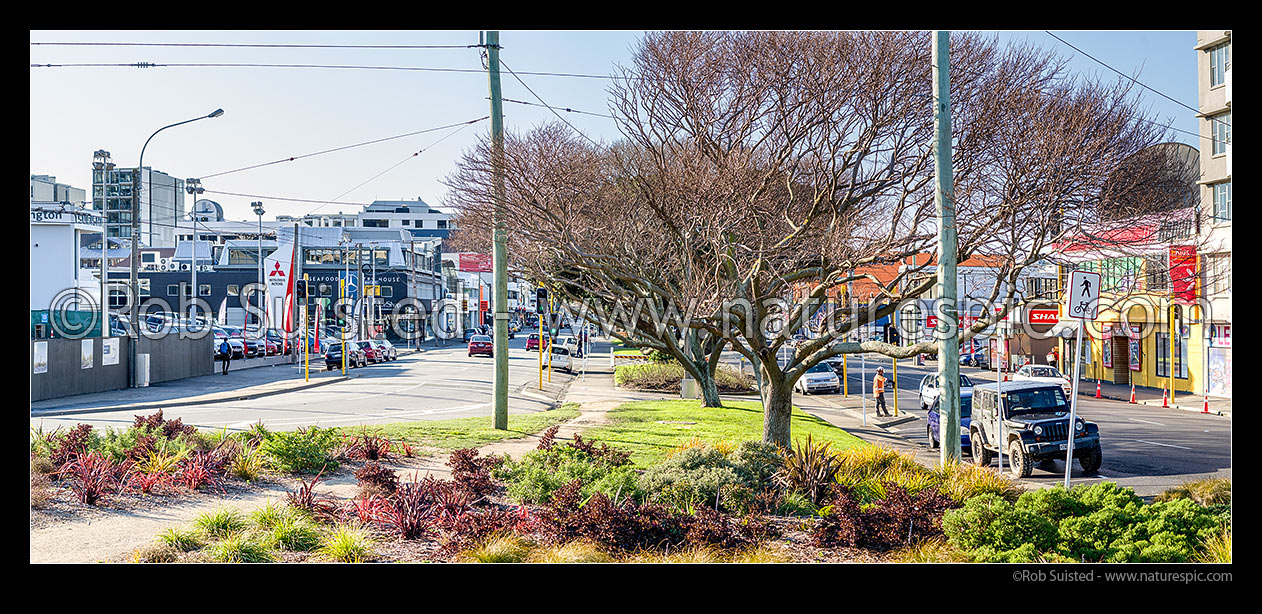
[185,178,206,321]
[93,149,114,337]
[252,200,265,329]
[129,108,224,388]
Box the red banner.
[1169,245,1197,304]
[1027,308,1060,325]
[458,253,492,273]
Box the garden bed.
[614,362,756,394]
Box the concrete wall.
[30,334,214,402]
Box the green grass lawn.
[580,399,869,466]
[613,349,645,357]
[337,403,580,453]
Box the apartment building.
[1195,29,1232,397]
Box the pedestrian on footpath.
[874,367,891,417]
[220,339,232,375]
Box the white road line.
[344,381,428,402]
[1127,417,1166,426]
[1134,439,1193,450]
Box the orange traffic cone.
[1162,387,1169,408]
[1202,395,1210,414]
[1095,380,1102,399]
[1129,384,1136,404]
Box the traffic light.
[536,288,548,314]
[296,280,308,300]
[462,298,469,312]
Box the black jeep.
[968,381,1101,478]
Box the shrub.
[527,539,613,563]
[776,434,843,506]
[639,447,745,510]
[615,362,756,392]
[812,483,956,551]
[51,424,96,468]
[354,461,399,497]
[132,447,188,476]
[1015,486,1088,523]
[285,467,339,521]
[57,451,128,505]
[30,471,54,508]
[891,537,970,563]
[174,451,227,492]
[537,425,560,451]
[250,500,290,530]
[942,494,1057,557]
[132,543,180,563]
[435,506,531,555]
[317,524,376,562]
[259,426,340,474]
[728,441,785,489]
[194,507,247,539]
[132,410,198,440]
[341,430,394,462]
[376,479,438,540]
[1154,478,1231,507]
[1198,525,1231,563]
[228,444,266,482]
[205,534,275,563]
[932,460,1023,504]
[31,452,56,477]
[157,527,205,552]
[127,471,175,495]
[497,443,639,505]
[776,490,816,517]
[447,448,503,501]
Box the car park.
[324,342,366,370]
[926,390,973,452]
[968,381,1101,478]
[213,327,245,358]
[548,345,574,373]
[468,334,493,358]
[795,362,841,395]
[919,373,975,409]
[1012,364,1072,396]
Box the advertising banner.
[458,253,492,273]
[33,341,47,374]
[264,242,298,334]
[103,337,119,366]
[1169,245,1197,304]
[81,339,94,369]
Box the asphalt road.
[30,335,581,433]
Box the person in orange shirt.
[874,367,891,417]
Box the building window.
[200,284,211,297]
[437,220,448,229]
[1203,253,1231,296]
[1211,112,1230,155]
[362,219,388,228]
[401,219,410,226]
[1154,332,1188,379]
[227,284,240,296]
[379,286,393,298]
[142,253,156,263]
[1208,42,1230,87]
[1212,181,1231,222]
[1024,277,1058,300]
[167,284,180,297]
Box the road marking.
[1135,441,1191,451]
[345,381,427,402]
[1127,417,1166,426]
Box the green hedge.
[614,362,755,393]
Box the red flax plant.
[57,451,130,505]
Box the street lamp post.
[185,178,205,321]
[252,201,265,330]
[129,108,224,388]
[93,149,114,336]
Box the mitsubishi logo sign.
[270,262,286,277]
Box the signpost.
[1063,270,1100,488]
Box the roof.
[902,253,1011,268]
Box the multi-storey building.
[30,175,86,205]
[358,198,456,238]
[1195,29,1231,397]
[275,211,359,228]
[92,165,184,247]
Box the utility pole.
[487,30,509,430]
[933,30,962,464]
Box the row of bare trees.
[445,31,1207,446]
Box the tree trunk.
[760,370,794,448]
[696,364,722,407]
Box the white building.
[1196,29,1232,396]
[31,175,86,205]
[359,198,455,235]
[30,203,106,311]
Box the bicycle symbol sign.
[1066,270,1101,321]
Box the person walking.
[874,367,891,417]
[220,338,232,375]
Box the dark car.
[265,329,288,355]
[355,340,382,364]
[463,328,481,342]
[324,342,366,370]
[968,382,1101,478]
[927,391,973,452]
[468,334,493,357]
[221,326,263,358]
[370,339,397,361]
[960,350,989,368]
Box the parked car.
[795,362,841,395]
[468,335,493,358]
[222,326,262,357]
[324,342,366,370]
[918,373,976,410]
[265,329,288,355]
[558,336,581,358]
[968,381,1101,478]
[1012,364,1072,397]
[355,340,382,363]
[960,350,989,368]
[548,345,574,373]
[213,327,245,359]
[525,333,549,351]
[926,390,973,452]
[371,339,398,361]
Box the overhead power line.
[31,61,622,80]
[497,96,616,119]
[1044,31,1230,128]
[201,117,489,180]
[499,59,602,147]
[32,41,478,49]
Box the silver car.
[919,373,975,409]
[795,363,841,395]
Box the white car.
[919,373,975,409]
[795,363,841,395]
[548,345,574,373]
[1012,364,1072,396]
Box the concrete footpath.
[28,341,435,417]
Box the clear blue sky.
[29,30,1199,225]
